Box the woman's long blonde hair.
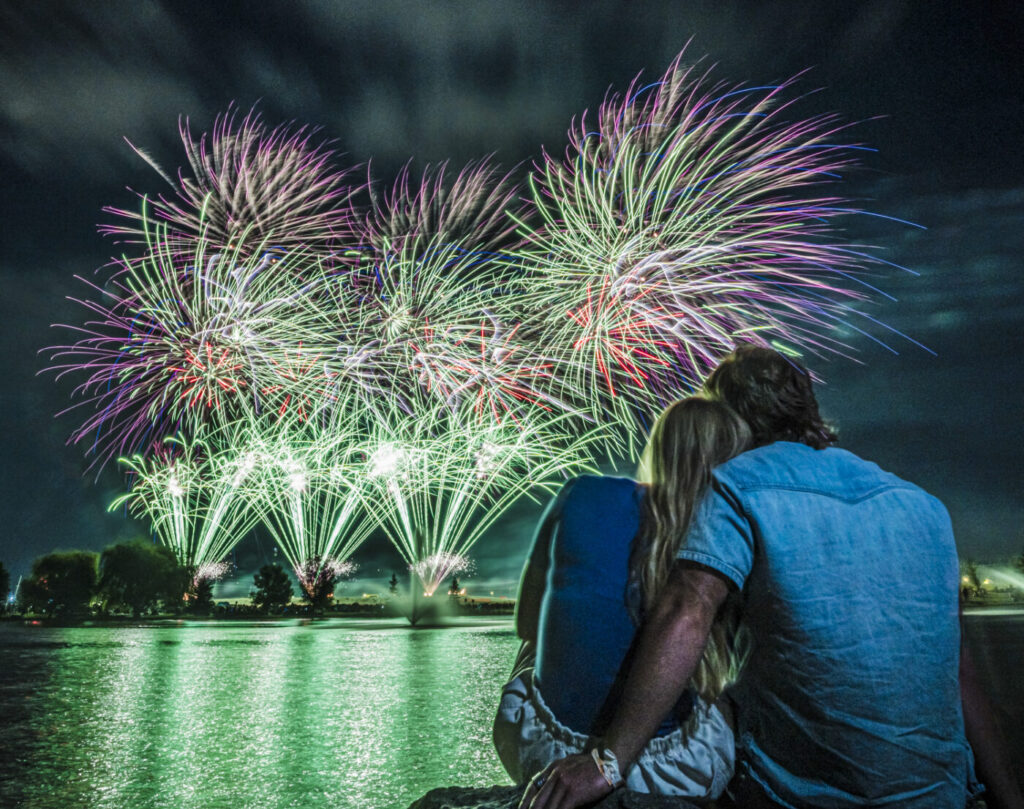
[632,396,752,707]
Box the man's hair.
[703,344,837,449]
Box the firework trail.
[109,424,262,575]
[102,106,364,257]
[365,159,522,255]
[321,158,581,430]
[44,225,345,470]
[362,403,604,595]
[330,161,605,588]
[245,416,376,600]
[517,52,923,449]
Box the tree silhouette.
[252,563,294,613]
[19,551,98,617]
[297,556,343,616]
[187,577,216,615]
[0,561,9,611]
[99,540,188,617]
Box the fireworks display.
[516,54,919,448]
[45,52,918,613]
[244,417,376,599]
[101,107,364,256]
[47,227,346,471]
[109,425,262,575]
[362,408,605,594]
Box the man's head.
[703,344,837,449]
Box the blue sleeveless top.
[532,475,686,735]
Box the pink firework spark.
[365,158,523,255]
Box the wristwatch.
[590,747,625,789]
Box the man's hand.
[518,754,613,809]
[518,563,728,809]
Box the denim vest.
[681,442,976,808]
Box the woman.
[492,397,751,799]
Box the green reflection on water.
[0,619,518,809]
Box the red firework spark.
[412,320,555,426]
[464,322,554,425]
[566,279,672,396]
[260,345,337,420]
[168,343,247,409]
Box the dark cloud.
[0,1,201,178]
[8,0,1020,184]
[807,183,1024,559]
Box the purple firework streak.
[317,158,557,427]
[364,158,523,255]
[518,51,929,442]
[43,238,346,471]
[101,106,366,259]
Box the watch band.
[590,747,624,788]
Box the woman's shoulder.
[560,474,643,507]
[552,475,645,550]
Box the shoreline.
[0,606,517,628]
[6,605,1021,629]
[962,604,1024,615]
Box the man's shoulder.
[715,442,933,503]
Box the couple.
[494,346,1022,809]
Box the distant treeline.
[0,541,302,619]
[0,546,514,620]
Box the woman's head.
[637,396,752,491]
[633,397,750,612]
[631,396,752,707]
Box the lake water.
[0,612,1020,809]
[0,618,517,809]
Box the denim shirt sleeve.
[676,473,753,590]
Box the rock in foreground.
[407,785,702,809]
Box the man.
[521,345,1021,809]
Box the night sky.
[1,1,1022,597]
